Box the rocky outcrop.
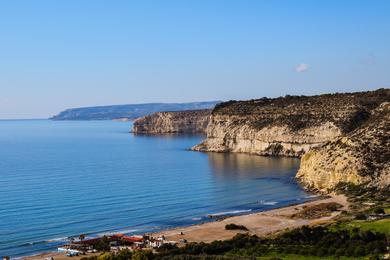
[132,109,211,134]
[193,89,390,157]
[297,102,390,192]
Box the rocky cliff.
[297,102,390,192]
[193,89,389,157]
[132,109,211,134]
[192,88,390,191]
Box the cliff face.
[193,89,390,157]
[297,102,390,192]
[132,109,211,134]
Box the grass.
[333,218,390,236]
[256,254,370,259]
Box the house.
[147,238,164,248]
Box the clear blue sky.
[1,0,389,119]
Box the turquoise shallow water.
[0,120,312,257]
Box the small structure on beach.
[59,233,174,254]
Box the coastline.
[151,194,348,243]
[19,194,348,260]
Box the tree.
[353,245,366,257]
[95,236,110,251]
[97,253,112,260]
[327,246,336,255]
[68,236,75,244]
[79,234,86,242]
[335,248,345,257]
[132,250,153,260]
[345,246,354,257]
[116,249,133,260]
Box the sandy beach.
[20,195,348,260]
[152,195,348,243]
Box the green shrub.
[355,213,367,220]
[373,208,385,214]
[225,224,248,231]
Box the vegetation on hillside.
[290,202,342,219]
[213,89,390,132]
[81,224,389,260]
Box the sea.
[0,120,314,257]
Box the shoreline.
[19,194,348,260]
[151,194,348,243]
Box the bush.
[132,250,153,260]
[335,248,345,256]
[355,213,367,220]
[82,225,389,259]
[353,245,366,257]
[97,253,113,260]
[373,208,385,214]
[225,224,248,231]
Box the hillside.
[50,101,219,120]
[193,89,389,157]
[297,102,390,192]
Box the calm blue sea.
[0,120,313,257]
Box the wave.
[258,200,278,205]
[191,217,202,221]
[303,194,319,199]
[208,209,252,217]
[21,238,60,247]
[96,228,139,237]
[46,236,68,243]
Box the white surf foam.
[96,228,138,237]
[208,209,252,217]
[258,200,278,205]
[46,237,68,242]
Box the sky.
[0,0,389,119]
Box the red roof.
[74,237,101,245]
[72,233,143,246]
[122,236,143,243]
[110,234,124,239]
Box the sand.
[152,195,348,243]
[19,195,348,259]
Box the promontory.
[132,109,211,134]
[192,88,390,192]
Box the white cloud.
[295,63,309,73]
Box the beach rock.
[132,109,211,134]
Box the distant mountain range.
[50,101,221,120]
